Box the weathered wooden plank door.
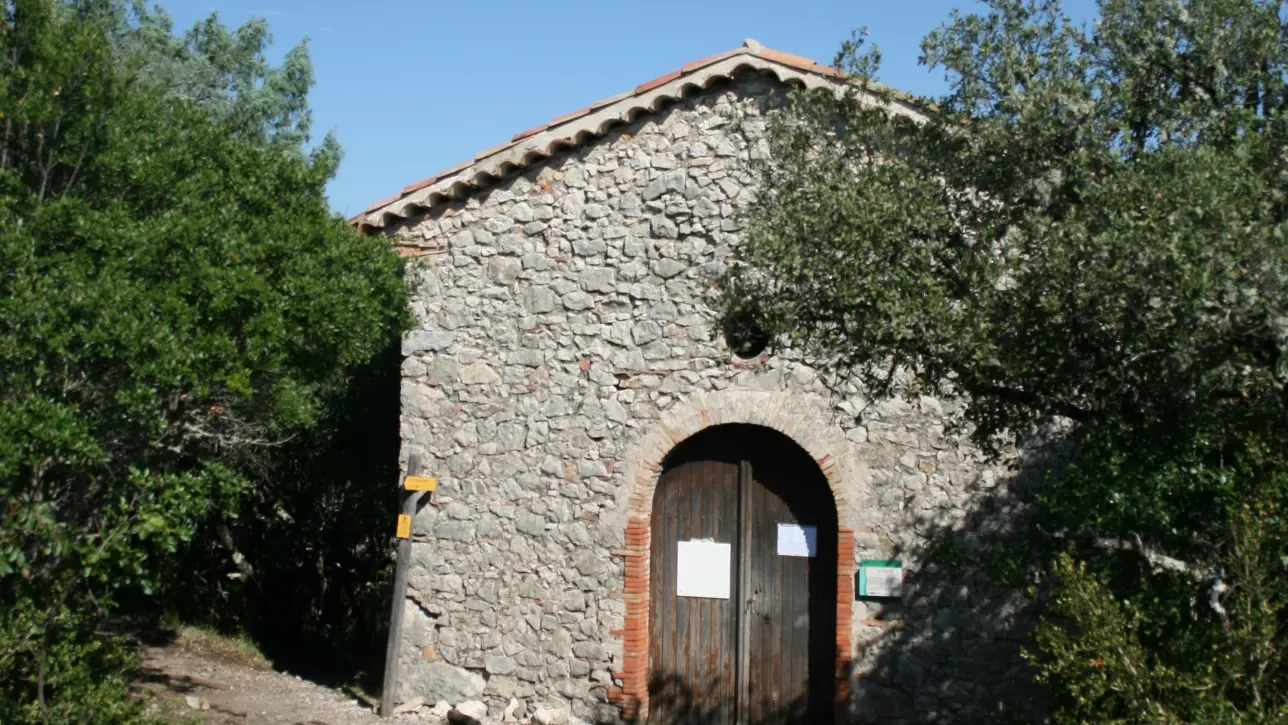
[649,425,837,725]
[649,454,741,725]
[739,444,839,724]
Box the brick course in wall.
[612,390,863,720]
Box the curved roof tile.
[349,38,923,232]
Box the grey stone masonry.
[389,70,1036,724]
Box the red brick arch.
[609,391,860,722]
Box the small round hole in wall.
[722,304,771,359]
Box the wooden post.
[380,453,427,717]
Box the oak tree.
[723,1,1288,720]
[0,2,408,720]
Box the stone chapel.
[350,39,1036,725]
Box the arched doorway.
[647,424,839,725]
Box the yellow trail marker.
[404,475,437,492]
[395,514,411,539]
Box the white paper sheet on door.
[776,523,818,557]
[676,540,731,599]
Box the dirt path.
[134,631,387,725]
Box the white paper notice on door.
[676,540,731,599]
[777,523,818,558]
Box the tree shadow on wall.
[835,436,1064,725]
[601,439,1066,725]
[843,502,1049,720]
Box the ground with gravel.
[133,629,385,725]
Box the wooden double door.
[648,424,838,725]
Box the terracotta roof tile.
[547,105,592,127]
[364,192,403,213]
[814,63,848,79]
[438,159,475,177]
[352,39,924,229]
[756,48,821,73]
[402,175,439,194]
[634,69,683,95]
[511,122,549,142]
[681,49,740,73]
[474,140,516,161]
[590,89,635,110]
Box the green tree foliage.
[154,343,405,684]
[85,1,403,679]
[105,0,339,171]
[723,0,1288,720]
[0,1,409,720]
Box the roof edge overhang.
[349,39,927,233]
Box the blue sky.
[166,1,1100,218]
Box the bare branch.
[60,141,88,199]
[180,422,297,450]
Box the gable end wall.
[392,72,1037,724]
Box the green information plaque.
[858,559,904,598]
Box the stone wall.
[390,70,1036,724]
